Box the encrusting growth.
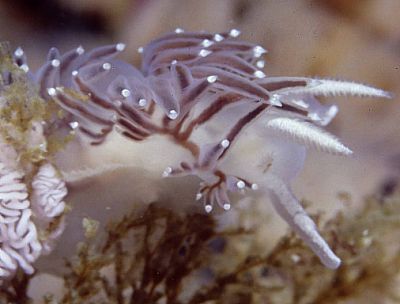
[0,43,68,281]
[0,29,390,276]
[0,160,67,278]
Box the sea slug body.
[0,29,390,277]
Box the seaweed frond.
[61,204,216,304]
[1,188,400,303]
[0,270,32,304]
[56,188,400,304]
[0,42,73,172]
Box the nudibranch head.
[2,29,390,276]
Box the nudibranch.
[3,29,390,276]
